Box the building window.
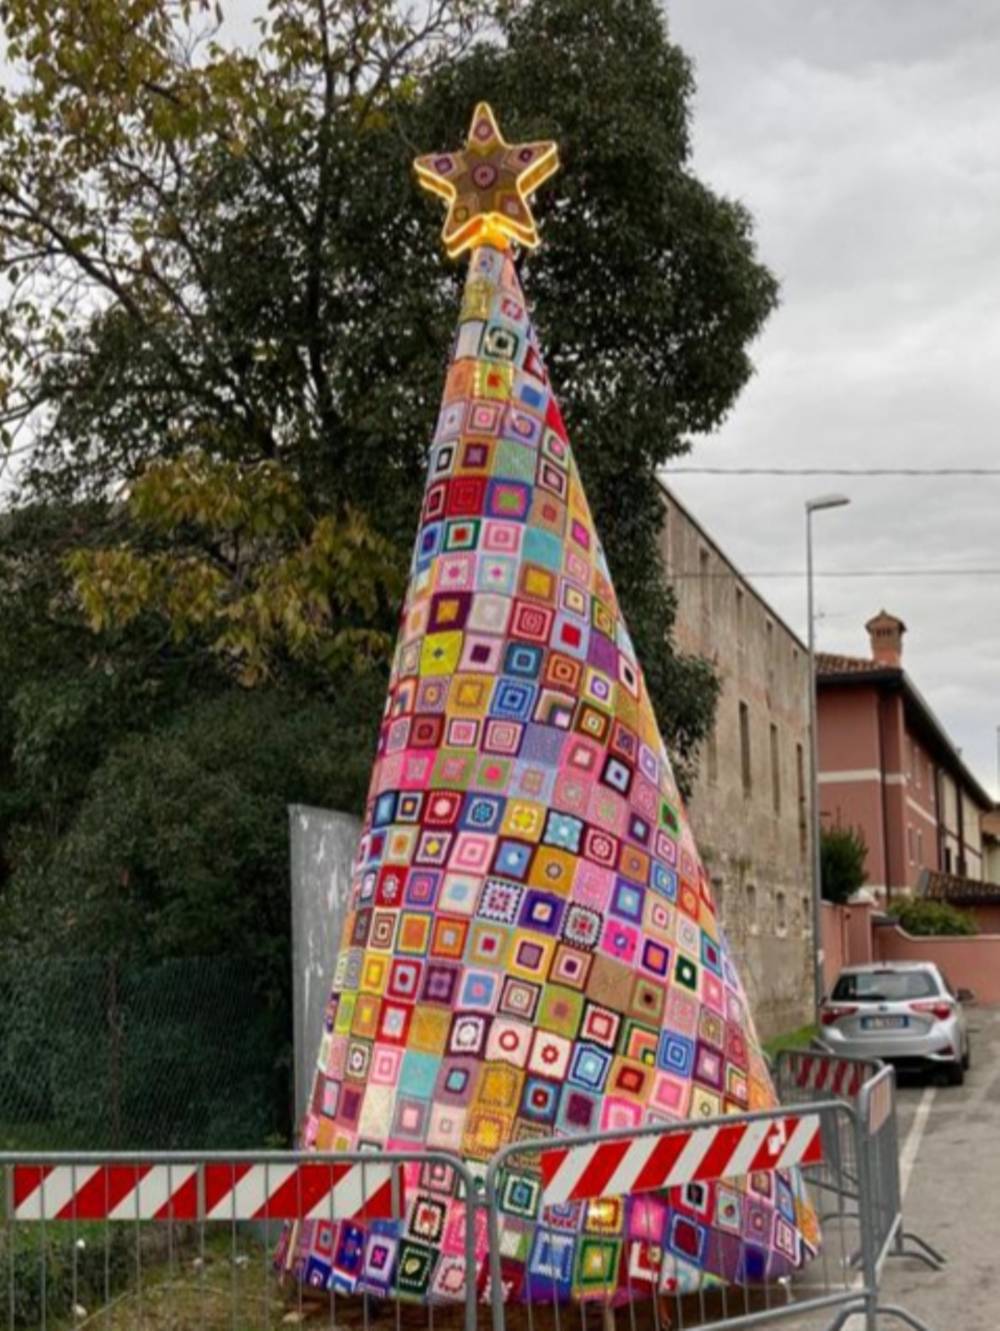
[735,586,745,640]
[739,702,752,797]
[775,889,788,934]
[944,844,953,874]
[907,826,916,864]
[917,828,924,864]
[746,881,757,932]
[802,893,812,935]
[770,723,781,816]
[707,726,719,785]
[796,742,807,857]
[915,746,921,789]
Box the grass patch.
[0,1223,291,1330]
[763,1023,818,1060]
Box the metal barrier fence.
[487,1097,865,1331]
[775,1050,945,1279]
[1,1149,478,1331]
[2,1054,943,1331]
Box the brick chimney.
[865,610,906,667]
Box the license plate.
[861,1015,908,1030]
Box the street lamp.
[806,493,851,1016]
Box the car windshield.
[832,970,939,1002]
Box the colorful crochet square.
[282,244,820,1303]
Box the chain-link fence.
[0,956,282,1152]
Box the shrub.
[821,826,868,904]
[1,1226,132,1329]
[893,897,979,937]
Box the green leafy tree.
[820,825,868,904]
[3,689,378,960]
[68,453,401,685]
[0,0,775,780]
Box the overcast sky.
[661,0,1000,799]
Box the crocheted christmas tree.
[282,102,819,1306]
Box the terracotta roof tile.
[816,652,892,676]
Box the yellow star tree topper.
[414,102,558,258]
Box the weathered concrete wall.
[289,804,361,1126]
[660,485,814,1039]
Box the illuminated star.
[414,102,559,259]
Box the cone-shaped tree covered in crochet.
[280,103,819,1305]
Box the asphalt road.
[873,1002,1000,1330]
[782,1004,1000,1330]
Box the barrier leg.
[873,1305,938,1331]
[485,1170,506,1331]
[893,1229,945,1270]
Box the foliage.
[0,500,208,887]
[820,825,869,904]
[762,1023,818,1061]
[68,452,401,684]
[0,0,775,783]
[4,687,376,958]
[893,897,979,938]
[0,1222,133,1330]
[0,955,277,1148]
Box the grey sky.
[664,0,1000,799]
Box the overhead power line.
[669,568,1000,579]
[663,466,1000,477]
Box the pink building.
[817,611,992,901]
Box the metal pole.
[805,493,849,1016]
[807,507,824,1015]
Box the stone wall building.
[658,483,814,1040]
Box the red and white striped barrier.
[789,1052,877,1101]
[540,1114,823,1206]
[12,1161,396,1223]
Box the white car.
[818,961,972,1085]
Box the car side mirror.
[956,987,975,1004]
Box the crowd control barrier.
[775,1049,945,1279]
[2,1052,942,1331]
[1,1149,478,1331]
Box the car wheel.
[948,1060,965,1087]
[962,1043,971,1072]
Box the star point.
[414,102,559,259]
